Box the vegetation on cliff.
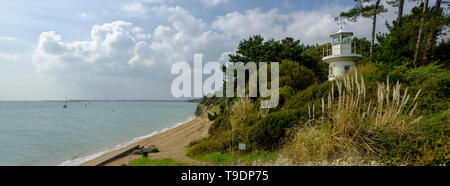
[188,1,449,166]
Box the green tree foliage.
[341,0,387,62]
[387,0,407,24]
[301,46,332,83]
[352,37,372,61]
[228,36,327,81]
[376,3,449,67]
[280,60,316,91]
[376,5,424,66]
[432,39,450,65]
[229,36,310,64]
[422,0,448,64]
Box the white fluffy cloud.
[202,0,229,6]
[121,2,149,17]
[129,5,235,67]
[212,7,358,43]
[213,8,288,40]
[32,6,236,83]
[32,21,152,78]
[121,0,230,17]
[212,2,413,44]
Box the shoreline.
[59,116,196,166]
[77,105,211,166]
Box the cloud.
[212,1,416,44]
[32,21,152,78]
[152,6,207,34]
[120,0,229,17]
[212,6,359,44]
[130,5,235,66]
[213,8,288,40]
[0,36,16,41]
[80,13,90,18]
[202,0,229,7]
[121,2,149,17]
[32,6,236,98]
[0,53,19,61]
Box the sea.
[0,101,197,166]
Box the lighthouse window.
[332,36,340,45]
[343,36,351,45]
[345,65,351,71]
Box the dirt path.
[81,106,212,166]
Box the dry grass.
[281,70,422,165]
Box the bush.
[248,109,308,150]
[403,64,450,115]
[207,113,216,121]
[280,60,316,91]
[188,137,207,148]
[149,147,160,153]
[187,133,233,155]
[282,81,331,110]
[208,115,231,136]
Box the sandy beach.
[81,106,212,166]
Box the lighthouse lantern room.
[322,19,362,81]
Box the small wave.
[59,116,195,166]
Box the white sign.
[239,143,246,150]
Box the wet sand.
[81,107,212,166]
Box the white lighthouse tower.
[322,19,362,81]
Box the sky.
[0,0,428,100]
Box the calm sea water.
[0,101,197,166]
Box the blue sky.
[0,0,422,100]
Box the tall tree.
[413,0,429,66]
[388,0,406,24]
[422,0,443,64]
[341,0,387,62]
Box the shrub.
[280,60,316,91]
[248,108,308,150]
[207,113,216,121]
[282,81,332,110]
[188,137,207,148]
[403,64,450,115]
[187,132,233,155]
[277,86,295,109]
[149,147,160,153]
[208,115,231,136]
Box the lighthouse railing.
[322,40,363,58]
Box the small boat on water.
[62,94,68,109]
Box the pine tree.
[387,0,406,24]
[422,0,443,64]
[413,0,429,66]
[341,0,387,62]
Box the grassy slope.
[188,63,449,166]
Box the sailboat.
[62,94,68,109]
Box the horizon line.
[0,98,201,102]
